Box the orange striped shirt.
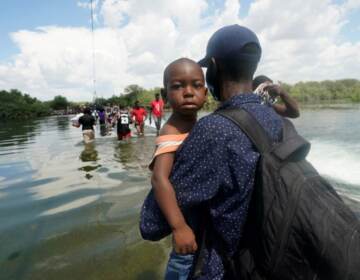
[149,133,189,170]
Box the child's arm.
[265,84,300,118]
[151,152,198,254]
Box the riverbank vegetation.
[105,79,360,109]
[0,89,51,119]
[1,79,360,119]
[282,79,360,103]
[0,90,74,119]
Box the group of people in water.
[140,24,360,280]
[73,93,164,142]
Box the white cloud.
[77,0,99,10]
[244,0,360,82]
[342,0,360,12]
[0,26,130,101]
[0,0,359,101]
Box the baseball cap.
[198,24,261,67]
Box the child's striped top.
[149,133,189,170]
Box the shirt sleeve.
[170,118,223,206]
[139,117,222,241]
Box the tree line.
[1,79,359,119]
[0,89,75,119]
[281,79,360,104]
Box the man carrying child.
[141,25,283,279]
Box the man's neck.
[220,80,253,102]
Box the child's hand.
[264,84,283,98]
[172,224,198,255]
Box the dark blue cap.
[198,24,261,67]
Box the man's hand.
[172,224,198,255]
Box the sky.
[0,0,359,101]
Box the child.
[144,58,208,279]
[253,75,300,118]
[117,105,131,140]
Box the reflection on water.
[1,220,169,280]
[56,116,70,131]
[114,137,155,172]
[0,110,359,280]
[79,143,99,162]
[0,119,41,152]
[100,124,107,136]
[0,116,169,280]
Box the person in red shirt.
[150,93,164,135]
[131,100,147,136]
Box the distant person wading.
[73,107,96,144]
[131,101,147,136]
[150,93,164,135]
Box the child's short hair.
[163,58,200,87]
[253,75,273,90]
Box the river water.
[0,107,359,280]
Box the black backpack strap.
[216,108,272,154]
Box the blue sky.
[0,1,91,60]
[1,0,358,55]
[0,0,258,61]
[1,0,358,60]
[0,0,359,101]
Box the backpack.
[212,108,360,280]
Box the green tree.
[51,95,69,110]
[0,89,50,119]
[123,84,145,105]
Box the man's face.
[165,62,207,115]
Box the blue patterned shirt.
[140,93,283,279]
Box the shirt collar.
[216,93,262,111]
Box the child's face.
[165,62,207,115]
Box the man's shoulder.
[191,105,283,144]
[189,113,238,141]
[196,112,243,130]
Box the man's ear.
[160,88,167,103]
